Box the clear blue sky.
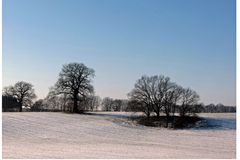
[3,0,236,106]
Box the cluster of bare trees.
[78,95,101,111]
[31,94,101,112]
[2,62,235,114]
[31,95,68,112]
[3,62,96,113]
[101,97,128,111]
[201,103,236,113]
[128,75,200,119]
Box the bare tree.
[128,75,172,118]
[112,99,123,111]
[44,95,61,111]
[89,95,101,111]
[59,93,70,112]
[160,84,183,127]
[171,86,184,116]
[79,95,101,111]
[147,75,174,117]
[120,99,129,111]
[31,99,44,111]
[128,76,155,117]
[46,88,71,111]
[53,63,95,113]
[163,84,183,117]
[179,88,199,117]
[101,97,114,111]
[127,99,151,117]
[3,81,36,112]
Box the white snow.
[3,112,236,159]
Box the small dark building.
[2,96,21,112]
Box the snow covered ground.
[3,112,236,159]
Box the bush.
[135,115,202,129]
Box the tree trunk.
[63,103,66,112]
[180,106,185,117]
[73,99,78,113]
[166,114,169,128]
[73,93,78,113]
[156,109,160,118]
[19,101,23,112]
[172,105,175,117]
[146,107,150,118]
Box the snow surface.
[3,112,236,159]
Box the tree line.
[2,62,236,114]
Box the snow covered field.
[3,112,236,159]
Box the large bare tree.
[3,81,36,112]
[54,62,95,113]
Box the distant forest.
[2,95,236,113]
